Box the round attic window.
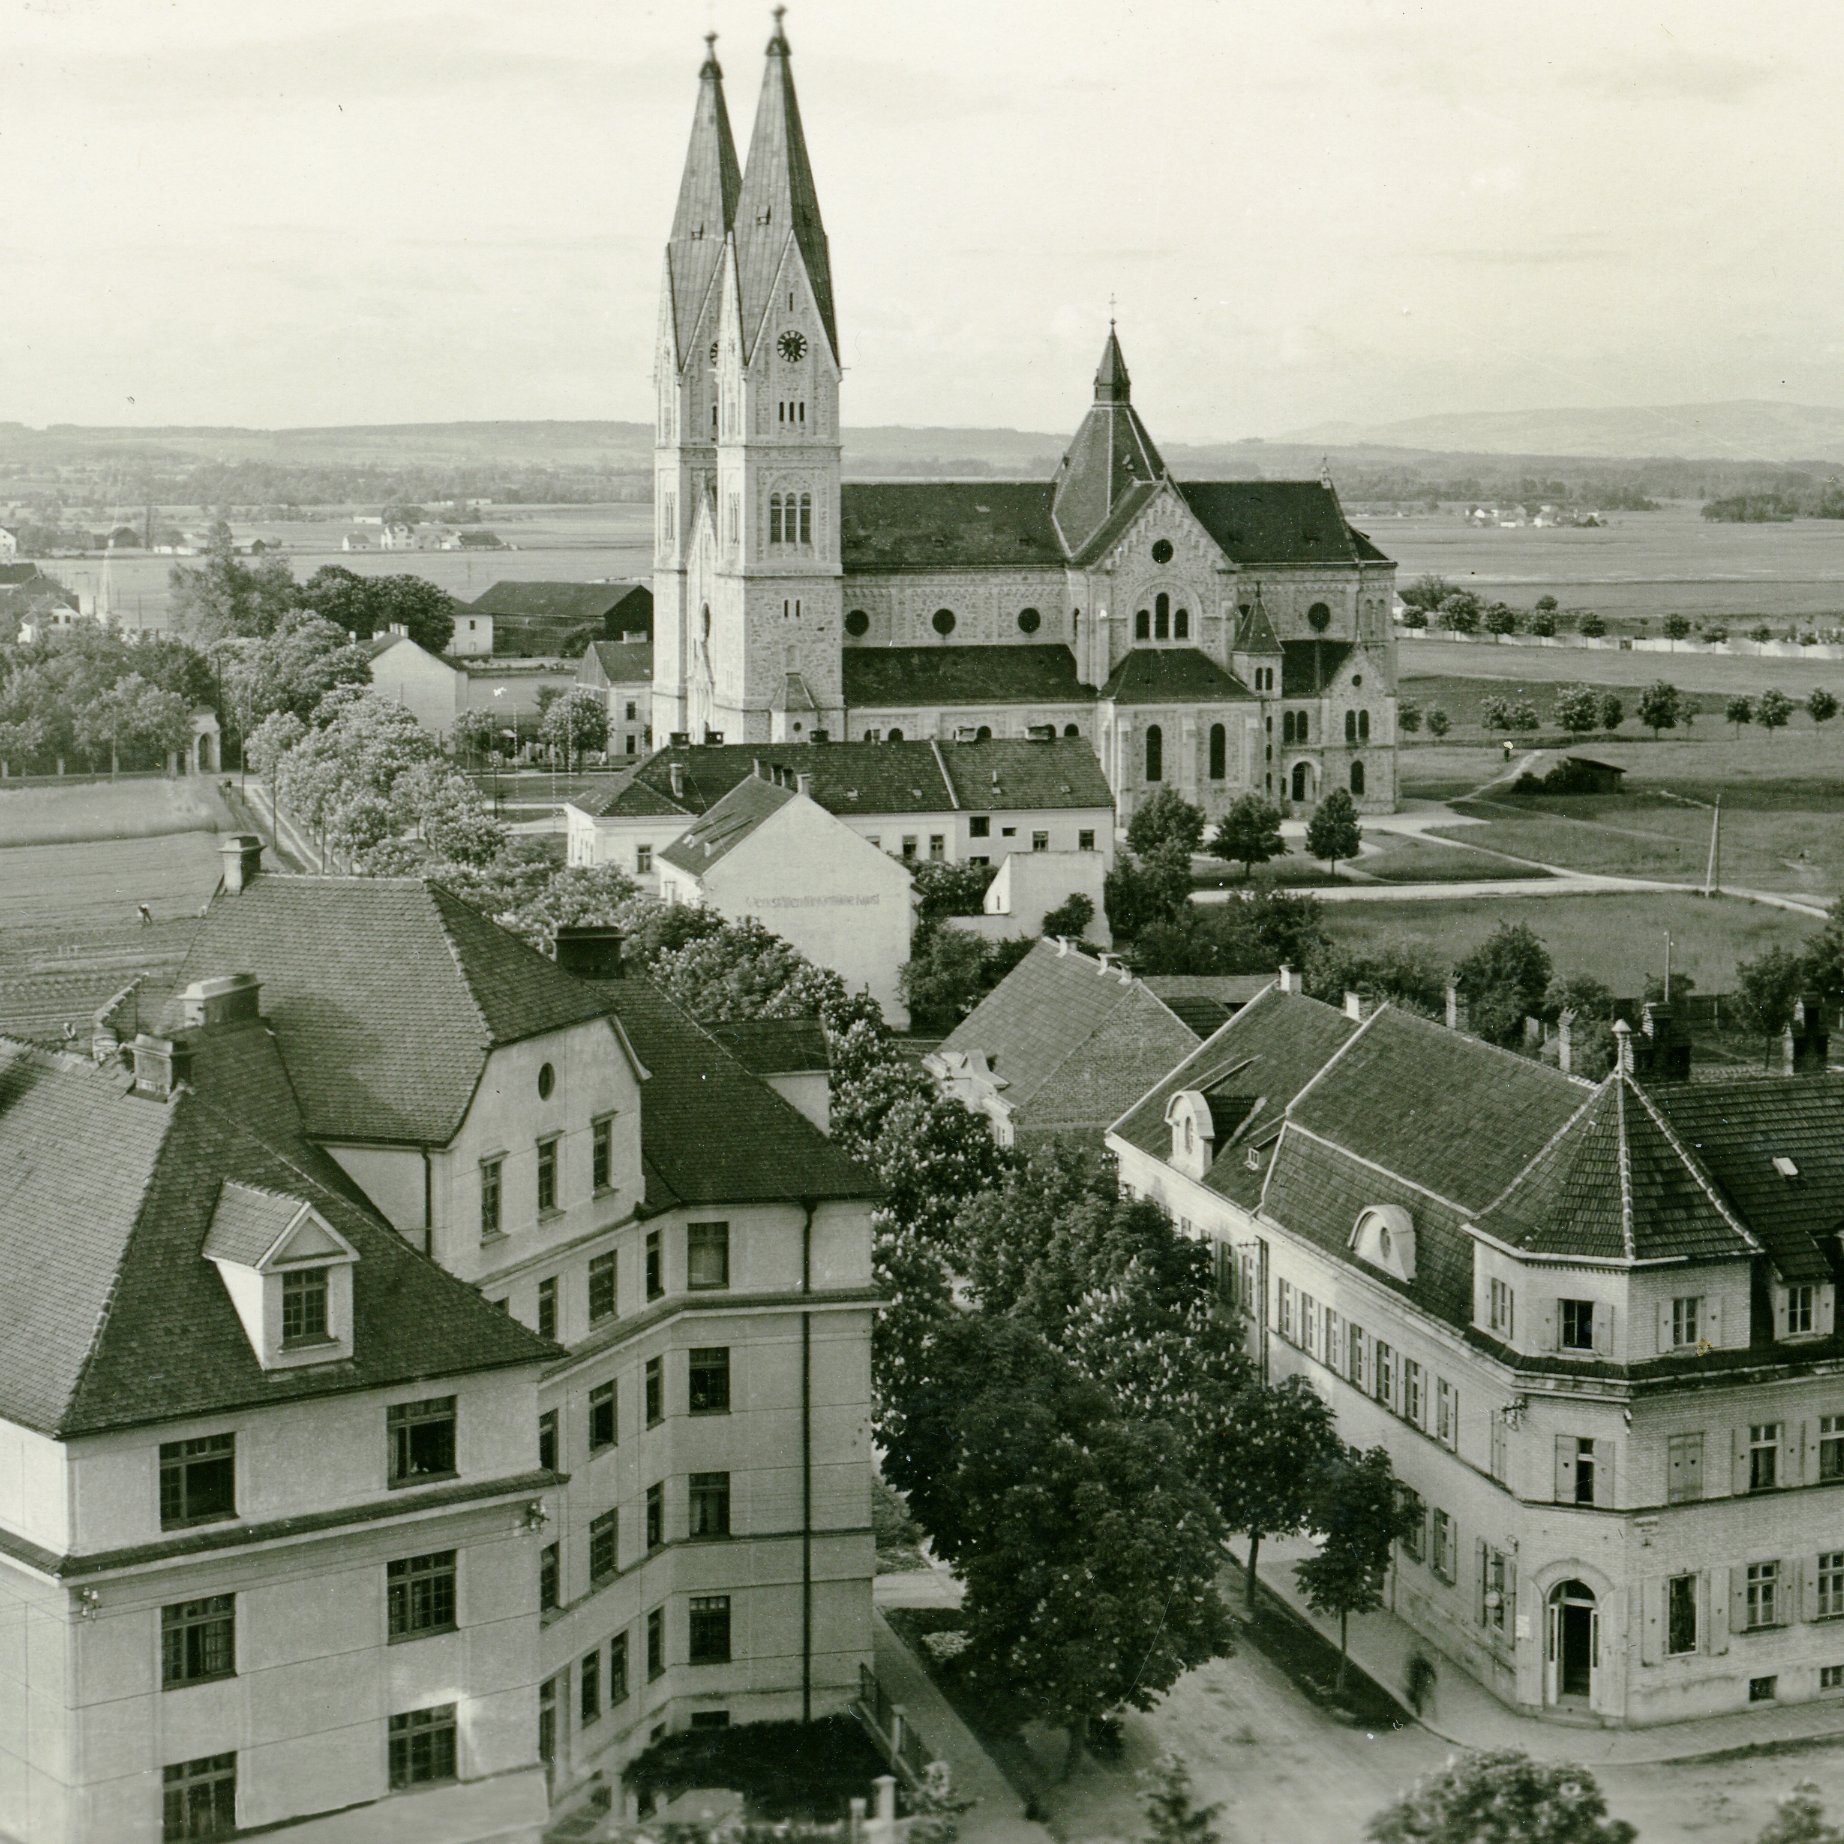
[1307,602,1332,631]
[845,609,870,637]
[1151,538,1174,564]
[932,608,957,636]
[537,1062,556,1100]
[1017,607,1042,634]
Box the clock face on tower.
[778,329,808,363]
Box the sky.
[6,0,1842,440]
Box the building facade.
[1111,984,1844,1728]
[647,26,1399,822]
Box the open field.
[1402,671,1734,731]
[1375,502,1844,624]
[0,776,233,847]
[1319,888,1815,994]
[1405,639,1844,700]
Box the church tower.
[652,33,741,743]
[701,9,844,744]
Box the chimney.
[554,926,625,980]
[1558,1008,1575,1077]
[1278,964,1297,994]
[1612,1017,1635,1076]
[669,730,691,747]
[181,973,262,1030]
[796,771,814,798]
[218,834,263,894]
[1638,999,1693,1081]
[668,762,686,801]
[1052,937,1070,956]
[752,757,765,780]
[1445,980,1464,1032]
[1641,999,1671,1041]
[129,1032,192,1101]
[1344,990,1365,1021]
[1791,993,1830,1073]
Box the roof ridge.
[1614,1076,1635,1260]
[420,884,502,1049]
[1625,1074,1762,1254]
[1476,1082,1604,1218]
[1285,997,1387,1117]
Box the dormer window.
[205,1182,358,1371]
[1164,1090,1217,1181]
[1350,1205,1416,1284]
[1774,1280,1833,1342]
[281,1268,330,1348]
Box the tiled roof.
[1142,974,1274,1037]
[201,1181,315,1267]
[934,737,1113,813]
[1281,640,1356,698]
[1099,648,1256,706]
[0,1027,555,1440]
[938,940,1197,1136]
[840,483,1064,570]
[1176,481,1364,566]
[1052,330,1168,558]
[664,48,742,366]
[467,581,651,632]
[1065,479,1164,569]
[658,776,796,875]
[842,645,1091,709]
[0,971,141,1048]
[160,877,623,1146]
[707,1017,830,1075]
[583,639,654,685]
[1350,526,1390,563]
[1233,595,1283,656]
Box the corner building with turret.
[651,19,1399,825]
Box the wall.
[838,570,1071,653]
[366,643,462,741]
[0,1419,70,1554]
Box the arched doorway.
[1291,761,1311,803]
[1350,759,1365,796]
[1546,1580,1598,1706]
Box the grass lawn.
[1404,640,1844,700]
[1320,889,1815,994]
[1402,670,1732,731]
[1356,831,1553,883]
[0,776,233,847]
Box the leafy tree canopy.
[1127,788,1207,860]
[1366,1751,1635,1844]
[1305,789,1362,870]
[1209,794,1287,879]
[1455,921,1553,1046]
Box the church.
[649,15,1400,825]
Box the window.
[579,1648,601,1724]
[1349,1324,1368,1390]
[389,1706,457,1789]
[691,1471,731,1538]
[1573,1437,1597,1505]
[1145,724,1163,783]
[1490,1411,1507,1483]
[1276,1278,1294,1340]
[645,1356,662,1427]
[1820,1553,1844,1620]
[626,700,638,721]
[610,1632,630,1704]
[1750,1675,1778,1703]
[1480,1546,1509,1633]
[1824,1665,1844,1692]
[1300,1291,1318,1356]
[590,1509,619,1584]
[1667,1432,1704,1503]
[590,1380,617,1452]
[646,1482,664,1551]
[1667,1573,1699,1655]
[540,1542,560,1613]
[592,1118,614,1193]
[1822,1415,1844,1482]
[538,1409,558,1472]
[1489,1277,1514,1338]
[1436,1380,1458,1450]
[901,836,918,860]
[160,1434,235,1528]
[932,608,956,635]
[388,1550,457,1640]
[1375,1340,1395,1406]
[480,1157,503,1237]
[1559,1298,1595,1351]
[537,1138,559,1215]
[537,1277,558,1342]
[691,1710,731,1731]
[1431,1508,1455,1583]
[689,1595,732,1665]
[589,1251,617,1324]
[1017,607,1041,633]
[162,1596,235,1689]
[1324,1307,1342,1372]
[637,844,653,875]
[845,608,870,637]
[163,1753,236,1842]
[1155,593,1170,640]
[281,1268,329,1347]
[969,815,990,838]
[1750,1423,1781,1492]
[688,1222,730,1291]
[1078,829,1096,851]
[1789,1284,1817,1335]
[1151,538,1173,564]
[1746,1560,1780,1630]
[1174,608,1190,639]
[388,1397,456,1485]
[689,1347,731,1415]
[1135,609,1151,640]
[1400,1491,1424,1561]
[647,1606,665,1679]
[537,1062,555,1101]
[1032,831,1049,852]
[1403,1360,1423,1427]
[646,1229,663,1300]
[1671,1296,1701,1349]
[1208,723,1226,779]
[928,834,946,861]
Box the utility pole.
[1704,792,1722,896]
[1663,933,1672,1004]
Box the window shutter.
[1774,1287,1790,1341]
[1732,1426,1750,1496]
[1539,1299,1557,1351]
[1705,1298,1722,1347]
[1475,1538,1488,1625]
[1784,1558,1802,1627]
[1707,1569,1727,1655]
[1805,1556,1821,1624]
[1505,1554,1518,1631]
[1640,1577,1662,1665]
[1683,1434,1703,1500]
[1657,1298,1674,1353]
[1591,1302,1613,1355]
[1822,1288,1837,1337]
[1594,1441,1615,1509]
[1730,1566,1748,1636]
[1790,1422,1806,1486]
[1555,1434,1574,1503]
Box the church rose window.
[845,610,869,637]
[1152,539,1174,564]
[1017,608,1041,634]
[932,608,956,636]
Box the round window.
[845,609,870,637]
[1017,607,1041,634]
[932,608,956,636]
[537,1063,555,1100]
[1352,673,1363,687]
[1151,539,1174,564]
[1307,602,1332,631]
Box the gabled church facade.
[651,17,1399,824]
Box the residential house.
[468,584,652,662]
[151,843,880,1804]
[340,532,375,553]
[925,938,1201,1150]
[656,773,915,1028]
[1110,981,1844,1728]
[579,640,655,759]
[452,610,495,658]
[366,629,464,740]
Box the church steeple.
[1094,322,1131,404]
[733,8,838,362]
[663,33,742,368]
[1052,325,1167,556]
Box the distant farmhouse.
[467,580,653,660]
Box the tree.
[1509,698,1540,732]
[1757,687,1794,738]
[1454,920,1553,1046]
[1208,794,1286,880]
[1366,1751,1635,1844]
[1400,573,1453,613]
[1293,1445,1419,1692]
[1810,689,1839,728]
[1105,842,1193,938]
[1805,896,1844,1015]
[221,610,371,732]
[1598,693,1624,731]
[1535,594,1559,613]
[1214,1375,1340,1612]
[1398,702,1423,734]
[72,673,192,770]
[1663,613,1691,644]
[538,686,608,771]
[1727,695,1755,731]
[1545,972,1619,1078]
[1425,708,1451,738]
[900,927,996,1032]
[1753,1782,1844,1844]
[1579,611,1606,638]
[1305,937,1445,1016]
[1636,680,1684,738]
[1041,890,1096,940]
[1139,1754,1222,1844]
[1305,789,1361,873]
[1752,623,1775,644]
[650,916,849,1022]
[1480,694,1512,732]
[1482,603,1519,636]
[168,529,297,645]
[1552,685,1601,735]
[1527,609,1556,637]
[1437,596,1480,636]
[1735,946,1807,1068]
[451,706,501,766]
[909,858,997,928]
[1131,887,1330,979]
[1127,788,1207,860]
[296,566,458,654]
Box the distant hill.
[1282,401,1844,466]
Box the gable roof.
[583,639,655,685]
[1176,481,1363,566]
[1282,640,1356,698]
[1141,973,1275,1037]
[1233,594,1283,656]
[160,877,625,1146]
[0,1027,555,1440]
[842,645,1091,710]
[1099,648,1256,706]
[467,581,651,632]
[707,1017,830,1075]
[839,483,1064,571]
[659,775,799,875]
[933,737,1113,812]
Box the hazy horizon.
[11,0,1841,456]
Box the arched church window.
[1064,723,1080,737]
[1155,593,1170,640]
[1145,724,1164,783]
[1308,602,1332,632]
[1292,762,1310,802]
[845,609,870,638]
[1135,610,1151,641]
[976,725,993,741]
[887,728,904,742]
[1282,711,1295,746]
[1017,608,1041,634]
[1152,539,1174,565]
[769,493,784,545]
[701,605,712,643]
[1351,760,1366,796]
[1359,710,1370,742]
[932,608,956,636]
[798,493,813,545]
[1209,724,1226,780]
[1345,710,1357,744]
[1174,608,1189,640]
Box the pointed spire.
[733,9,838,361]
[664,33,743,366]
[1094,322,1131,403]
[1052,323,1165,556]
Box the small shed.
[1561,756,1626,794]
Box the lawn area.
[1404,638,1844,700]
[1319,889,1815,995]
[1356,831,1553,883]
[0,776,233,847]
[1402,669,1732,732]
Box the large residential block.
[1110,981,1844,1728]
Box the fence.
[854,1663,936,1791]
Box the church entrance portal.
[1545,1580,1597,1706]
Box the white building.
[365,630,465,740]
